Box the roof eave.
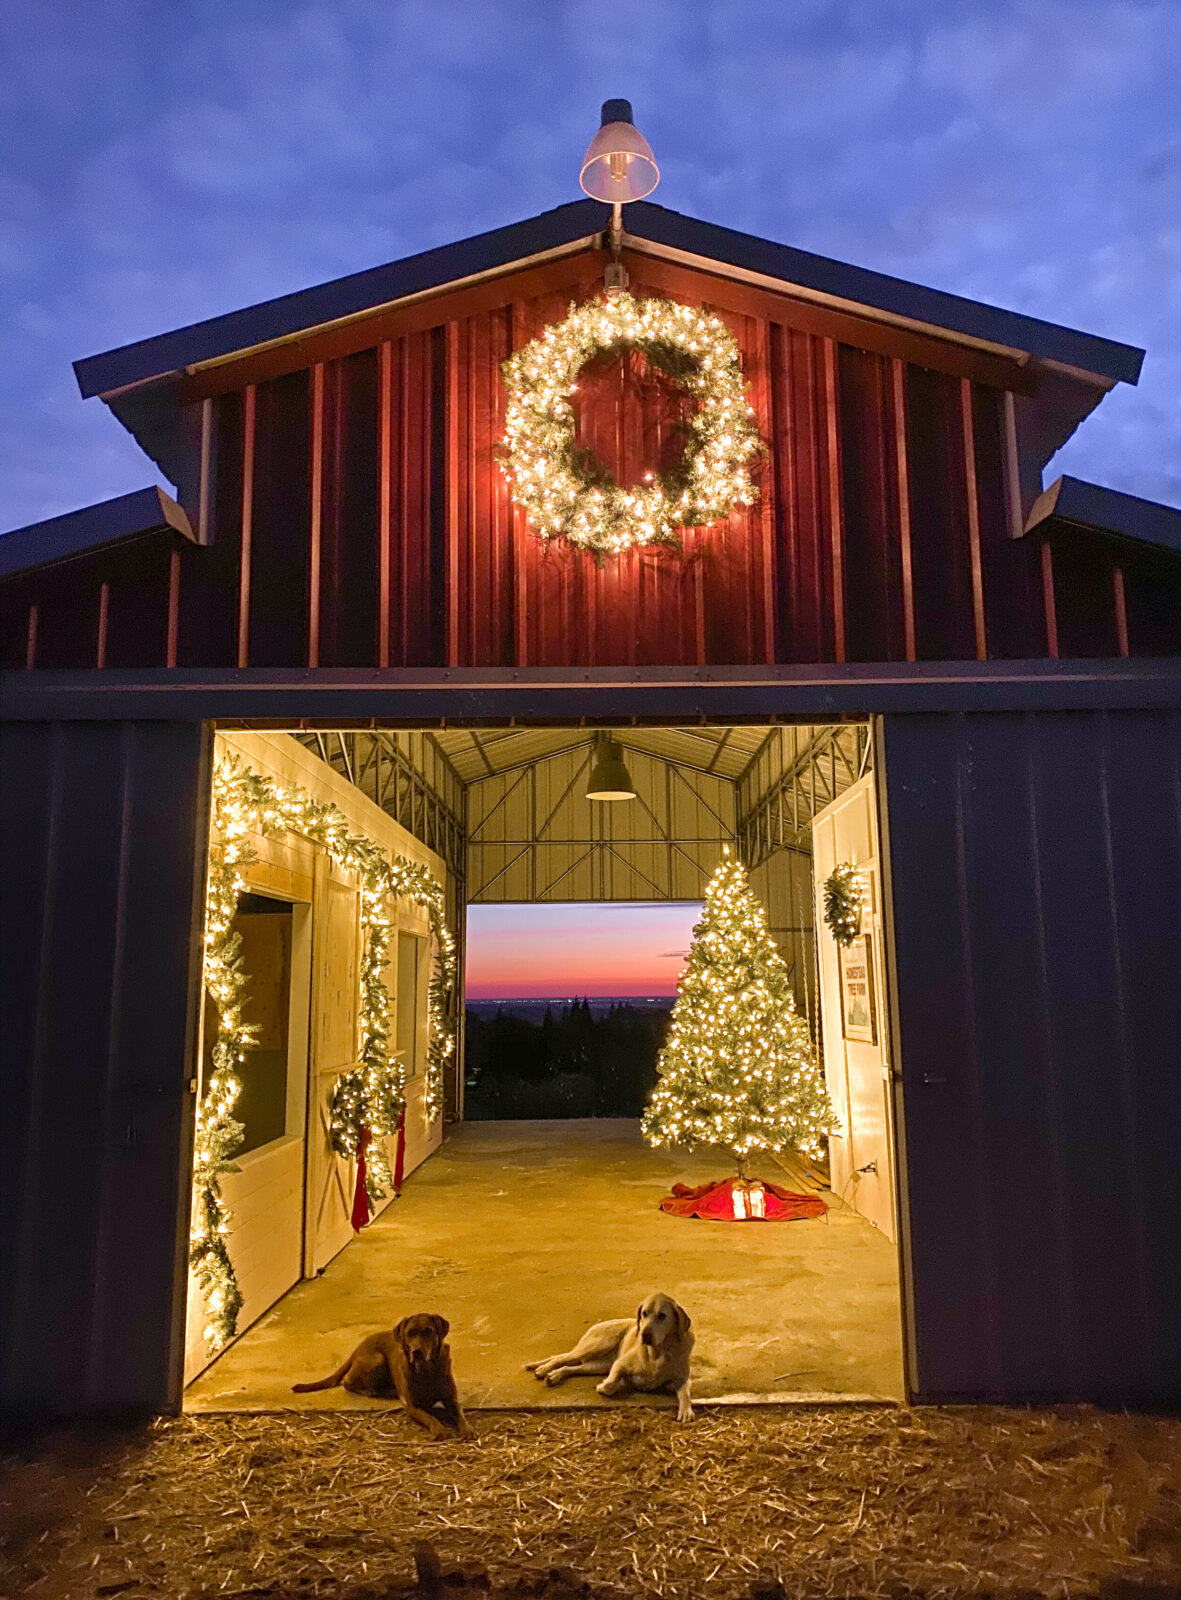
[73,199,608,400]
[0,486,195,581]
[74,198,1146,405]
[1024,475,1181,560]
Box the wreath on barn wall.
[822,862,865,947]
[192,755,455,1353]
[500,292,761,557]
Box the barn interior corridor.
[183,719,906,1411]
[186,1121,903,1410]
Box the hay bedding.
[3,1407,1181,1600]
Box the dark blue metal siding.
[0,720,209,1417]
[880,710,1181,1403]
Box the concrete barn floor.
[185,1120,904,1412]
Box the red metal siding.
[247,370,312,667]
[837,345,905,663]
[7,248,1171,671]
[1125,550,1181,657]
[177,390,243,668]
[319,349,380,668]
[972,384,1047,659]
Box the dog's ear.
[674,1302,692,1337]
[392,1318,409,1346]
[432,1315,450,1343]
[636,1304,644,1329]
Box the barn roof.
[1025,475,1181,559]
[73,198,1144,400]
[0,486,194,580]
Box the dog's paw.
[544,1372,564,1387]
[676,1404,694,1423]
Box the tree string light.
[191,755,455,1352]
[500,292,761,556]
[641,848,836,1170]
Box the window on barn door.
[202,893,295,1156]
[397,931,424,1076]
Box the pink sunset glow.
[465,902,702,1000]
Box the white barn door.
[304,858,362,1275]
[812,770,898,1241]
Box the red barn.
[2,193,1180,1419]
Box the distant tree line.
[463,1000,668,1119]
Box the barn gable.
[3,199,1175,672]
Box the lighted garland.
[191,755,455,1352]
[822,863,865,947]
[500,291,761,556]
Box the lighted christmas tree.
[642,849,836,1173]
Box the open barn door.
[304,857,362,1275]
[812,769,898,1241]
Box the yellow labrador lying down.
[526,1291,694,1421]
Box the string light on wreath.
[500,292,761,556]
[822,862,865,947]
[191,755,455,1352]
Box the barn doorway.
[182,721,905,1411]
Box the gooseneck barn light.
[579,98,660,206]
[580,99,660,297]
[585,732,637,801]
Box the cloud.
[1,0,1178,529]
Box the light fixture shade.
[585,736,636,801]
[579,99,659,204]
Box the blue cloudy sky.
[2,0,1178,531]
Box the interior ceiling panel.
[429,725,773,785]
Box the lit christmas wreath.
[822,863,865,947]
[501,292,761,556]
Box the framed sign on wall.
[839,934,877,1044]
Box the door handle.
[921,1074,948,1085]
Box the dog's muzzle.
[641,1331,654,1347]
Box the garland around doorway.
[191,754,455,1353]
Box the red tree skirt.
[659,1177,826,1222]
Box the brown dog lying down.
[292,1313,472,1439]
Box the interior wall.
[747,845,816,1026]
[184,730,451,1385]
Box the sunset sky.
[465,901,702,999]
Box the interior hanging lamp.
[585,732,636,801]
